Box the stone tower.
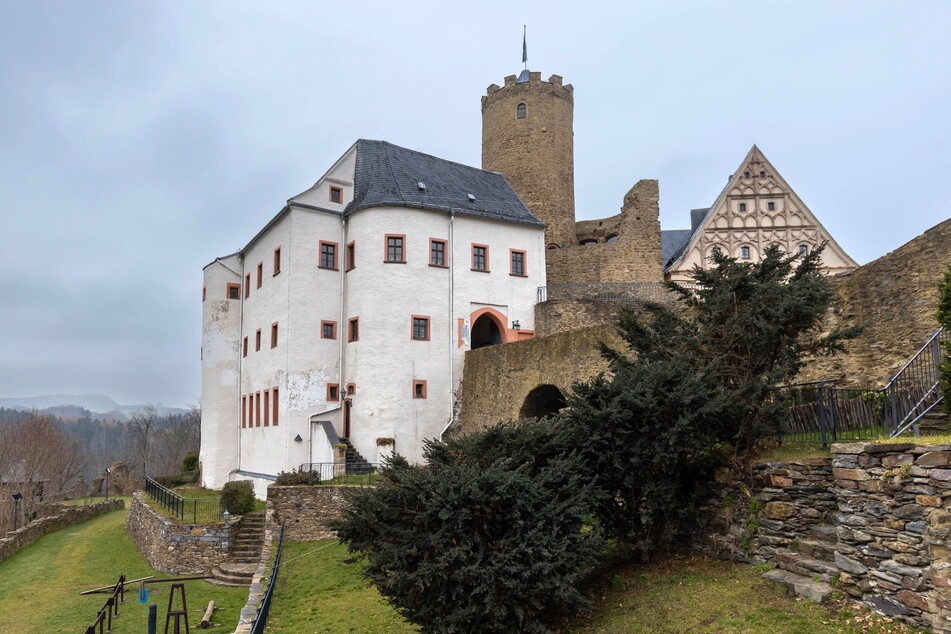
[482,70,576,247]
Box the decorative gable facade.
[664,146,858,281]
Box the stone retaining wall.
[267,485,364,541]
[125,492,233,574]
[696,443,951,632]
[0,499,123,564]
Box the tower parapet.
[481,71,576,248]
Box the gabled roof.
[664,145,859,273]
[347,140,544,226]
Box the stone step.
[763,569,834,603]
[776,552,839,582]
[807,524,838,544]
[798,539,837,562]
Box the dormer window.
[330,186,343,204]
[516,103,526,119]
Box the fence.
[249,521,286,634]
[82,575,125,634]
[296,463,380,485]
[537,282,699,304]
[776,382,891,446]
[144,478,226,523]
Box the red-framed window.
[412,380,427,399]
[385,234,406,263]
[346,241,355,271]
[510,249,527,276]
[241,395,247,428]
[255,391,261,427]
[255,329,262,351]
[346,383,356,396]
[243,337,248,357]
[244,273,251,298]
[271,322,278,348]
[327,383,340,401]
[273,247,282,275]
[264,390,270,426]
[348,317,359,342]
[272,387,279,426]
[321,320,337,340]
[256,262,263,288]
[319,241,338,270]
[227,283,241,299]
[471,244,489,272]
[202,287,206,301]
[412,315,430,341]
[430,238,447,267]
[330,186,343,204]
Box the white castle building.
[199,140,546,495]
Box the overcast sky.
[1,1,949,407]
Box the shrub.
[938,265,951,423]
[274,469,322,486]
[182,451,199,473]
[221,480,255,515]
[333,420,601,634]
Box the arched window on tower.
[516,103,526,119]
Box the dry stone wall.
[696,442,951,632]
[267,485,364,541]
[125,492,232,574]
[0,499,123,564]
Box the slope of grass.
[266,542,924,633]
[0,502,247,634]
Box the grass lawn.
[0,503,247,634]
[266,542,925,633]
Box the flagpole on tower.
[522,25,528,70]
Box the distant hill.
[0,394,187,418]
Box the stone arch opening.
[519,384,567,420]
[471,313,503,349]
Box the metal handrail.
[144,477,226,523]
[294,463,380,484]
[888,327,946,437]
[249,521,286,634]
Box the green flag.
[522,26,527,65]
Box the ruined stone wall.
[697,442,951,632]
[125,492,232,574]
[267,485,364,541]
[545,180,663,285]
[482,72,575,248]
[0,499,123,564]
[534,299,623,337]
[800,218,951,387]
[454,325,621,436]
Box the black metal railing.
[249,521,285,634]
[537,282,699,304]
[82,575,125,634]
[886,327,946,436]
[296,463,380,485]
[144,478,226,523]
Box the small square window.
[767,202,776,211]
[510,249,526,276]
[320,241,338,270]
[760,170,766,178]
[255,329,262,351]
[743,171,750,179]
[412,380,427,399]
[346,241,355,271]
[245,274,251,298]
[472,244,488,271]
[412,316,430,341]
[799,244,809,255]
[386,235,405,263]
[348,317,359,342]
[346,383,356,396]
[227,283,241,299]
[321,321,337,340]
[738,203,747,212]
[430,239,446,267]
[271,322,278,348]
[327,383,340,401]
[741,246,751,259]
[257,262,263,288]
[330,186,343,203]
[273,247,282,275]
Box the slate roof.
[661,229,694,269]
[346,140,544,227]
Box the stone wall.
[534,299,623,337]
[799,217,951,387]
[267,485,364,541]
[454,325,621,436]
[125,492,233,574]
[545,180,664,286]
[696,442,951,632]
[0,499,123,564]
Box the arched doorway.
[471,313,503,349]
[519,384,567,420]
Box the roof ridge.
[357,138,499,177]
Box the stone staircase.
[762,522,837,602]
[210,510,266,587]
[340,438,374,474]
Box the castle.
[199,66,857,494]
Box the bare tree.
[129,406,158,479]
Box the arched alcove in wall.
[519,384,567,420]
